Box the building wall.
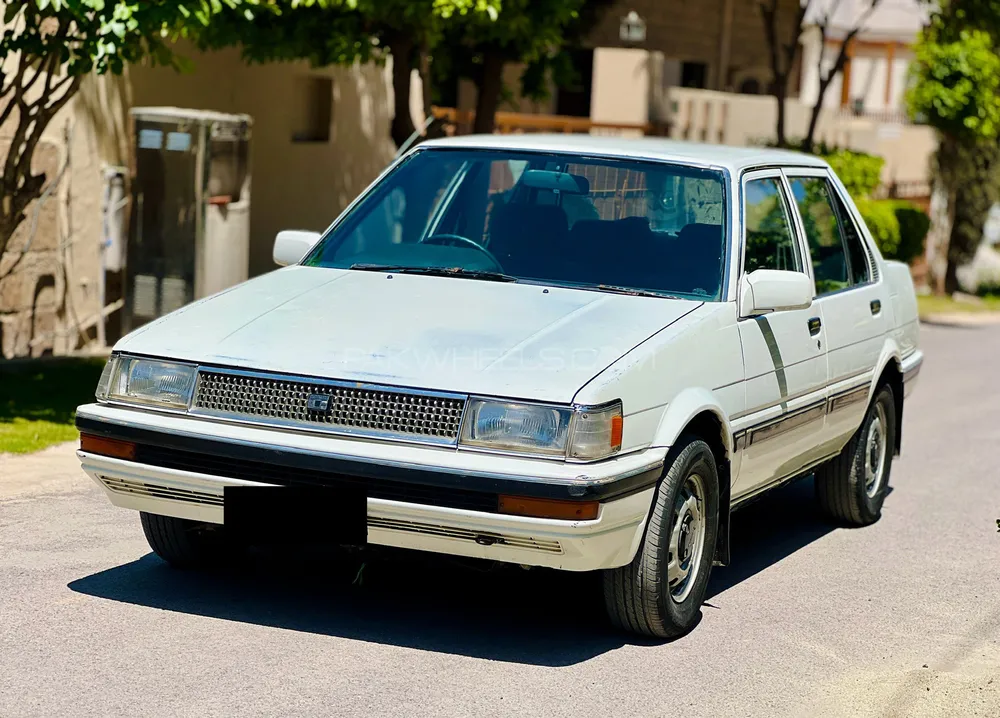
[0,42,396,357]
[0,66,106,357]
[667,86,936,187]
[800,28,918,113]
[585,0,803,92]
[125,45,396,276]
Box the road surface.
[2,322,999,717]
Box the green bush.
[855,197,901,257]
[890,201,931,264]
[820,149,885,198]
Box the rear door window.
[787,177,872,295]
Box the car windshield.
[305,149,728,300]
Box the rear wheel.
[602,436,720,639]
[140,512,240,569]
[815,383,897,526]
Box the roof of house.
[804,0,929,43]
[419,134,829,173]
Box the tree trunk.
[473,50,504,135]
[937,135,1000,295]
[388,35,417,150]
[943,256,961,294]
[418,45,447,142]
[773,79,788,148]
[802,74,831,153]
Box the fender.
[871,337,903,398]
[871,336,905,455]
[650,386,735,566]
[651,386,734,454]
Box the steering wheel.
[421,233,504,271]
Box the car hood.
[118,266,702,403]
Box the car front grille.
[193,369,466,444]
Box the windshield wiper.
[593,284,685,300]
[349,264,518,283]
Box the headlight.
[460,398,623,461]
[96,355,197,410]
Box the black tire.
[602,436,720,639]
[140,512,239,569]
[815,383,897,526]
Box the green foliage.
[908,28,1000,142]
[855,197,901,258]
[198,0,499,68]
[820,149,885,199]
[0,0,254,77]
[891,201,931,264]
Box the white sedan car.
[76,135,922,638]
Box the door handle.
[870,299,882,315]
[807,317,822,336]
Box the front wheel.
[815,383,897,526]
[602,436,720,639]
[140,512,240,569]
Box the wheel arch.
[871,341,904,456]
[651,388,734,566]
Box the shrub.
[855,197,901,257]
[890,201,931,264]
[821,149,885,198]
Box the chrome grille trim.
[368,516,563,554]
[98,475,224,506]
[191,367,467,445]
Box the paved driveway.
[1,323,998,717]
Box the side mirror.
[273,230,321,267]
[740,269,813,317]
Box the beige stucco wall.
[667,86,936,186]
[124,45,396,276]
[0,43,396,356]
[0,54,106,357]
[590,48,650,126]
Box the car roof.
[418,134,829,173]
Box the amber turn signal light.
[80,433,136,461]
[498,495,599,521]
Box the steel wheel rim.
[865,402,888,498]
[667,472,706,603]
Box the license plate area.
[223,486,367,545]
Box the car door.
[784,170,885,450]
[732,170,830,501]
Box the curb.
[920,312,1000,327]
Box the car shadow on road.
[706,475,867,600]
[68,476,853,665]
[68,540,637,666]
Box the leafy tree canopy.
[197,0,499,67]
[908,27,1000,142]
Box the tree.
[198,0,499,148]
[908,16,1000,293]
[757,0,810,148]
[440,0,609,134]
[801,0,882,153]
[0,0,252,279]
[756,0,882,150]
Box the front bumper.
[76,404,663,571]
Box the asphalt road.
[2,323,999,718]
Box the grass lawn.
[0,357,106,454]
[917,294,1000,318]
